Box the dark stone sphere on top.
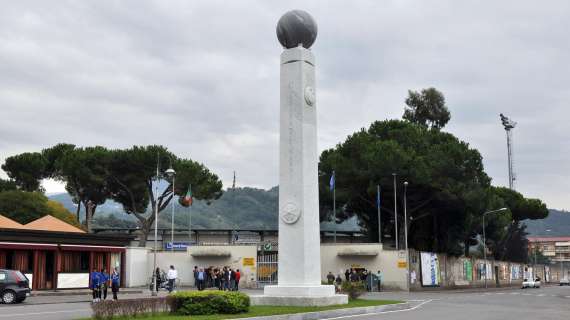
[276,10,318,49]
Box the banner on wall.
[511,265,521,280]
[420,252,440,286]
[464,260,473,281]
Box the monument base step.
[263,284,336,297]
[250,294,349,306]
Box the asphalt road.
[0,286,568,320]
[358,285,570,320]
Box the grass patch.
[91,299,402,320]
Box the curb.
[31,290,144,297]
[239,302,415,320]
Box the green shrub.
[341,281,366,300]
[170,291,250,315]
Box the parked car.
[0,269,31,304]
[560,278,570,286]
[521,278,541,289]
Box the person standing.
[100,269,109,300]
[350,269,359,282]
[229,268,236,291]
[222,267,229,291]
[335,274,342,293]
[235,269,241,291]
[193,266,199,288]
[111,267,120,300]
[155,267,162,292]
[197,268,205,291]
[376,270,383,292]
[327,271,335,284]
[345,269,350,282]
[167,265,178,293]
[90,268,100,303]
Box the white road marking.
[509,292,520,295]
[0,308,90,318]
[496,292,505,295]
[324,300,433,319]
[537,294,546,297]
[565,296,570,298]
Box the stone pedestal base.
[251,285,348,306]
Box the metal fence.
[256,253,278,288]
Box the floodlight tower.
[500,113,517,189]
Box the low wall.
[408,250,549,290]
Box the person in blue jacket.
[111,267,120,300]
[90,268,101,303]
[100,268,110,300]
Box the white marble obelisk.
[257,10,347,305]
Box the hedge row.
[90,291,250,319]
[91,297,170,319]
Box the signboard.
[398,261,408,268]
[420,252,440,286]
[263,243,272,251]
[165,242,190,251]
[243,258,255,266]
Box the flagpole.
[377,184,381,244]
[152,153,159,296]
[333,170,336,243]
[393,173,398,251]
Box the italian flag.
[180,184,193,207]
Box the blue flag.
[329,171,335,191]
[377,185,381,209]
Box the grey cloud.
[1,0,569,209]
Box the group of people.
[326,268,383,292]
[154,265,179,293]
[90,267,120,302]
[193,266,241,291]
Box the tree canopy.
[0,189,81,227]
[3,144,223,244]
[319,88,548,259]
[403,88,451,129]
[108,145,223,246]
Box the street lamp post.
[393,173,398,250]
[165,167,176,252]
[152,157,160,296]
[482,207,508,289]
[403,181,409,291]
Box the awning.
[337,248,379,256]
[190,248,231,257]
[0,242,58,250]
[60,244,125,252]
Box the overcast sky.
[1,1,568,210]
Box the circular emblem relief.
[280,202,301,224]
[304,86,315,106]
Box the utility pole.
[500,114,517,190]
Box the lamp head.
[165,168,176,177]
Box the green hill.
[523,209,570,236]
[48,187,279,230]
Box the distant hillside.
[48,187,361,231]
[524,209,570,236]
[48,187,279,229]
